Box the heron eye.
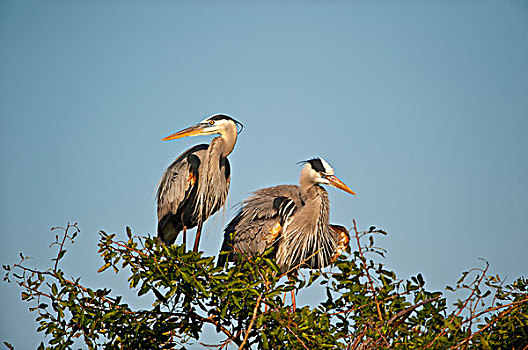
[209,120,214,125]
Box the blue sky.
[1,1,527,347]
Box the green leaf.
[232,296,243,310]
[417,273,425,287]
[56,249,67,262]
[264,258,281,274]
[97,263,111,273]
[261,331,269,349]
[105,309,119,319]
[195,281,208,296]
[181,272,192,283]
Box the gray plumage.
[157,114,242,252]
[219,158,355,272]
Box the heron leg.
[193,222,203,253]
[282,290,297,311]
[179,211,187,250]
[286,274,297,311]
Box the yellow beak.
[326,175,356,195]
[162,124,206,141]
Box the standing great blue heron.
[218,158,355,272]
[157,114,242,252]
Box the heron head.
[300,158,356,195]
[162,114,243,141]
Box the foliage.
[3,221,528,349]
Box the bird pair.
[156,114,355,274]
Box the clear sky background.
[1,1,527,348]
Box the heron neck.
[217,127,237,157]
[299,183,330,227]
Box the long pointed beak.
[162,123,207,141]
[326,175,356,195]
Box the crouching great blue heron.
[157,114,242,252]
[218,158,355,272]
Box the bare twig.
[285,324,310,350]
[453,296,528,335]
[200,315,241,347]
[239,293,263,349]
[51,223,78,271]
[349,327,367,350]
[387,296,441,333]
[451,300,524,349]
[426,263,490,348]
[353,219,383,323]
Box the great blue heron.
[218,157,355,272]
[157,114,242,252]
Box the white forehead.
[320,158,334,174]
[305,158,335,175]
